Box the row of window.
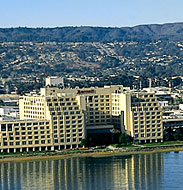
[52,115,82,120]
[49,105,79,111]
[134,115,161,120]
[135,128,161,133]
[3,140,50,146]
[47,98,76,102]
[24,110,44,114]
[24,106,44,110]
[88,111,110,114]
[134,124,161,128]
[135,133,162,138]
[51,111,81,115]
[133,107,160,112]
[134,111,161,116]
[89,115,111,119]
[134,120,161,125]
[89,119,111,123]
[0,122,49,127]
[3,134,50,141]
[24,102,44,106]
[54,138,82,143]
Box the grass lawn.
[142,141,183,147]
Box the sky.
[1,0,183,28]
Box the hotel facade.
[0,85,163,152]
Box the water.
[0,151,183,190]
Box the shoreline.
[1,145,183,162]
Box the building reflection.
[0,152,164,190]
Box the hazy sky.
[1,0,183,27]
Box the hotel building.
[0,85,163,152]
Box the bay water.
[0,151,183,190]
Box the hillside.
[1,22,183,89]
[1,22,183,42]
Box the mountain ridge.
[1,22,183,42]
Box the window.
[35,141,39,144]
[1,124,6,131]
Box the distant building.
[45,76,64,87]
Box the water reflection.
[0,153,164,190]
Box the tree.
[80,139,87,148]
[119,133,132,145]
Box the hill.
[1,22,183,92]
[1,22,183,42]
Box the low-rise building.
[45,76,64,87]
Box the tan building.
[0,85,163,153]
[0,119,52,153]
[38,85,163,143]
[46,85,130,132]
[0,91,85,152]
[131,92,163,143]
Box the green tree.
[119,133,132,145]
[80,139,87,148]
